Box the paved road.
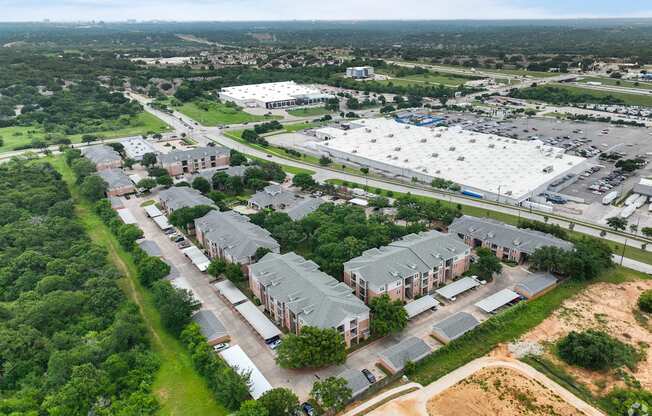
[346,357,605,416]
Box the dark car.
[361,368,376,384]
[301,402,315,416]
[173,235,185,243]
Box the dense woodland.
[0,161,158,415]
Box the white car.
[212,343,229,353]
[268,339,282,350]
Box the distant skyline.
[1,0,651,22]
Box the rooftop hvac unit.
[420,138,427,143]
[469,138,476,143]
[386,154,392,159]
[435,133,442,137]
[405,125,410,129]
[387,134,394,138]
[436,170,441,174]
[457,156,465,161]
[542,165,554,173]
[404,158,409,162]
[352,149,357,153]
[370,138,377,143]
[489,144,495,148]
[555,154,563,159]
[365,128,371,133]
[422,168,428,172]
[431,153,439,158]
[394,146,401,151]
[449,146,456,151]
[393,156,398,160]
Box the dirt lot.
[520,280,652,395]
[427,367,581,416]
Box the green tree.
[558,330,640,371]
[230,150,247,166]
[292,173,316,189]
[71,158,96,183]
[117,224,143,250]
[310,376,352,415]
[258,388,300,416]
[168,205,214,230]
[156,175,173,187]
[141,152,158,167]
[369,294,408,337]
[472,247,502,281]
[225,263,245,282]
[642,227,652,238]
[151,280,200,336]
[319,156,332,166]
[42,363,107,416]
[638,290,652,313]
[237,400,269,416]
[137,178,157,192]
[606,216,627,232]
[276,327,346,368]
[192,176,211,194]
[208,258,227,277]
[254,247,272,262]
[79,175,107,201]
[137,256,171,286]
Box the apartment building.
[158,146,230,176]
[249,252,370,347]
[96,168,135,197]
[195,210,280,266]
[343,230,470,304]
[81,145,122,171]
[448,215,573,263]
[158,186,215,215]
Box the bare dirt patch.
[520,281,652,394]
[427,367,580,416]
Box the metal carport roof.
[220,345,272,399]
[214,280,248,306]
[475,288,520,313]
[235,301,282,342]
[144,204,163,218]
[435,276,480,300]
[404,295,440,319]
[182,246,210,272]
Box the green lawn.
[51,157,227,416]
[411,266,648,386]
[0,112,169,153]
[577,76,652,91]
[175,101,281,126]
[399,72,474,87]
[286,107,332,117]
[395,61,559,79]
[282,121,318,132]
[547,84,652,107]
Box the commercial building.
[121,137,157,161]
[248,185,324,220]
[158,146,230,176]
[219,81,334,109]
[312,118,587,204]
[81,145,122,171]
[377,336,431,374]
[343,230,471,304]
[195,210,280,266]
[249,252,370,347]
[346,66,374,79]
[96,168,136,197]
[158,187,214,214]
[449,215,573,263]
[431,312,480,344]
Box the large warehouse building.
[312,118,587,204]
[219,81,334,109]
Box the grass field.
[325,178,652,266]
[282,121,318,132]
[400,72,474,86]
[286,107,332,117]
[395,61,559,79]
[0,112,169,153]
[548,84,652,107]
[175,101,280,126]
[411,266,648,386]
[51,157,227,416]
[577,76,652,91]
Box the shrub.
[638,290,652,313]
[557,330,640,371]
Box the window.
[337,325,344,332]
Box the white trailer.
[620,204,636,218]
[602,191,619,205]
[521,200,554,213]
[624,193,640,206]
[634,195,648,209]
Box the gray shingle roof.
[192,310,228,342]
[158,146,229,165]
[250,252,369,329]
[285,197,324,220]
[82,145,121,165]
[158,187,215,211]
[195,210,279,263]
[449,215,573,255]
[190,165,247,183]
[337,369,370,397]
[138,240,162,257]
[514,273,557,298]
[378,336,431,372]
[432,312,480,343]
[344,230,470,291]
[96,168,133,190]
[248,185,300,210]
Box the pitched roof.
[449,215,573,254]
[189,165,248,183]
[285,197,324,220]
[344,230,470,291]
[96,168,133,190]
[158,146,229,165]
[138,240,162,257]
[195,210,279,262]
[81,145,121,165]
[432,312,480,343]
[337,369,370,397]
[378,336,431,372]
[192,310,228,342]
[514,273,557,298]
[158,186,215,211]
[248,184,300,210]
[250,252,369,329]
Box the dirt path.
[345,357,605,416]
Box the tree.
[79,175,107,201]
[225,176,245,195]
[141,152,158,167]
[156,175,173,187]
[237,400,269,416]
[137,178,157,192]
[192,176,211,194]
[558,330,640,371]
[254,247,272,262]
[292,173,316,189]
[369,196,390,208]
[117,224,143,250]
[258,388,299,416]
[151,280,200,336]
[225,263,245,282]
[369,294,408,337]
[137,256,171,286]
[472,247,502,281]
[168,205,214,230]
[606,216,627,232]
[642,227,652,238]
[208,258,227,277]
[71,158,96,183]
[230,149,247,166]
[310,377,352,415]
[276,327,346,368]
[639,290,652,313]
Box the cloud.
[0,0,650,21]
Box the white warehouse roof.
[221,81,332,104]
[313,118,586,202]
[220,345,272,399]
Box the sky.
[1,0,651,22]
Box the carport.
[435,276,481,301]
[234,301,282,343]
[404,295,440,319]
[144,204,163,218]
[474,288,520,313]
[116,208,138,225]
[182,246,210,272]
[220,345,272,399]
[153,215,172,231]
[214,280,248,306]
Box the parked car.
[164,228,176,235]
[268,339,282,350]
[177,241,191,249]
[301,402,315,416]
[173,235,185,243]
[212,343,229,353]
[361,368,376,384]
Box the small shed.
[192,310,229,345]
[432,312,480,344]
[514,273,557,299]
[377,336,431,374]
